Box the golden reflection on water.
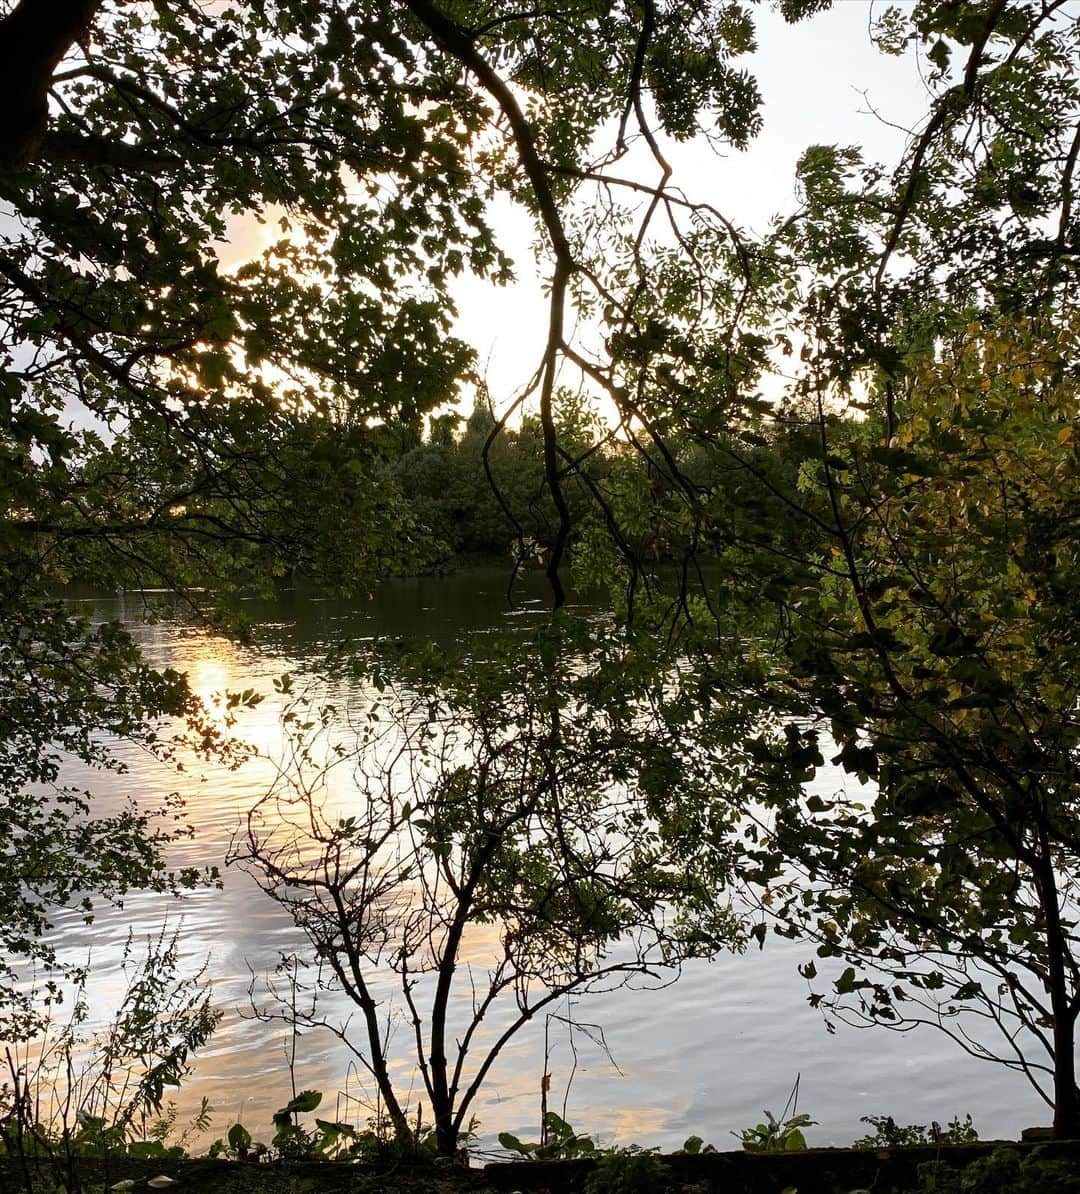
[35,587,1043,1155]
[185,653,234,704]
[44,614,604,1152]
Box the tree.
[0,0,764,1028]
[555,0,1080,594]
[543,0,1080,1136]
[7,0,1079,1139]
[662,314,1080,1133]
[1,0,780,1036]
[0,0,475,1029]
[393,400,607,564]
[0,0,764,599]
[1,0,501,600]
[233,622,743,1156]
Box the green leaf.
[498,1131,531,1155]
[283,1089,323,1115]
[227,1123,251,1152]
[315,1119,354,1135]
[927,38,951,72]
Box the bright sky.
[31,2,933,432]
[451,0,931,412]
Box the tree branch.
[0,0,101,168]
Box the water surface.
[43,571,1045,1152]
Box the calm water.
[43,571,1043,1151]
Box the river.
[42,570,1044,1154]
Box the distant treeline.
[54,400,825,594]
[387,403,824,575]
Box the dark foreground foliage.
[7,1141,1080,1194]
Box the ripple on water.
[35,583,1049,1152]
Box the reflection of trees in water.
[233,628,743,1155]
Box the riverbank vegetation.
[2,0,1080,1185]
[7,1115,1080,1194]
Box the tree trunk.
[1052,1006,1080,1138]
[433,1113,458,1158]
[0,0,100,168]
[429,1014,459,1156]
[1034,820,1080,1138]
[427,854,500,1157]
